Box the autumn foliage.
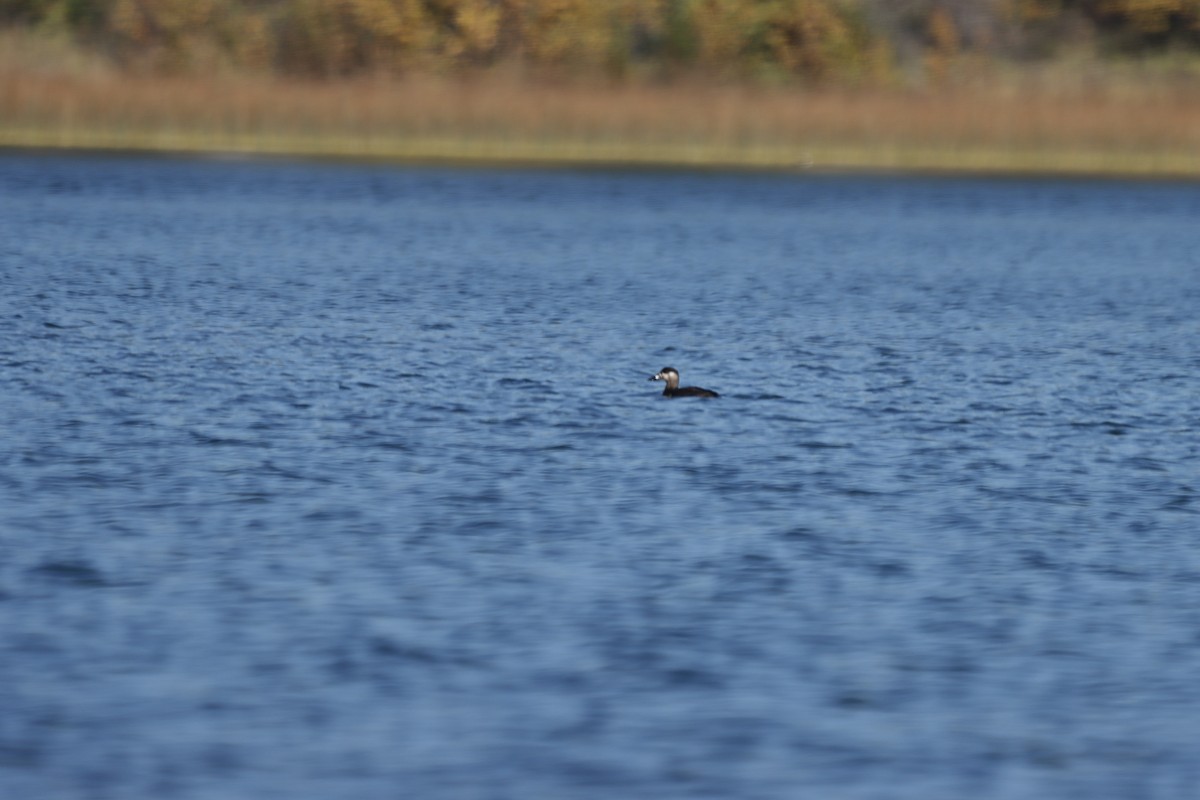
[3,1,1200,174]
[3,0,1200,82]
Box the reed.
[3,44,1200,176]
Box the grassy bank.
[3,38,1200,176]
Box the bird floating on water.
[649,366,719,398]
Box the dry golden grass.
[3,35,1200,176]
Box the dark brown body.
[662,385,720,398]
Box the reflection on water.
[1,155,1198,799]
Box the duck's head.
[649,367,680,388]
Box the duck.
[649,366,719,398]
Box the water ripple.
[1,155,1199,800]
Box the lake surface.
[1,153,1198,799]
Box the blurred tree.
[690,0,761,71]
[0,0,107,27]
[442,0,504,64]
[1088,0,1200,49]
[662,0,698,66]
[520,0,646,74]
[757,0,870,80]
[6,0,1200,81]
[923,5,959,80]
[108,0,237,71]
[274,0,436,76]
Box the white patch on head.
[651,368,680,388]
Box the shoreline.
[4,70,1199,180]
[3,132,1199,181]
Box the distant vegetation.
[3,2,1200,174]
[4,0,1200,83]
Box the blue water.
[1,154,1198,799]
